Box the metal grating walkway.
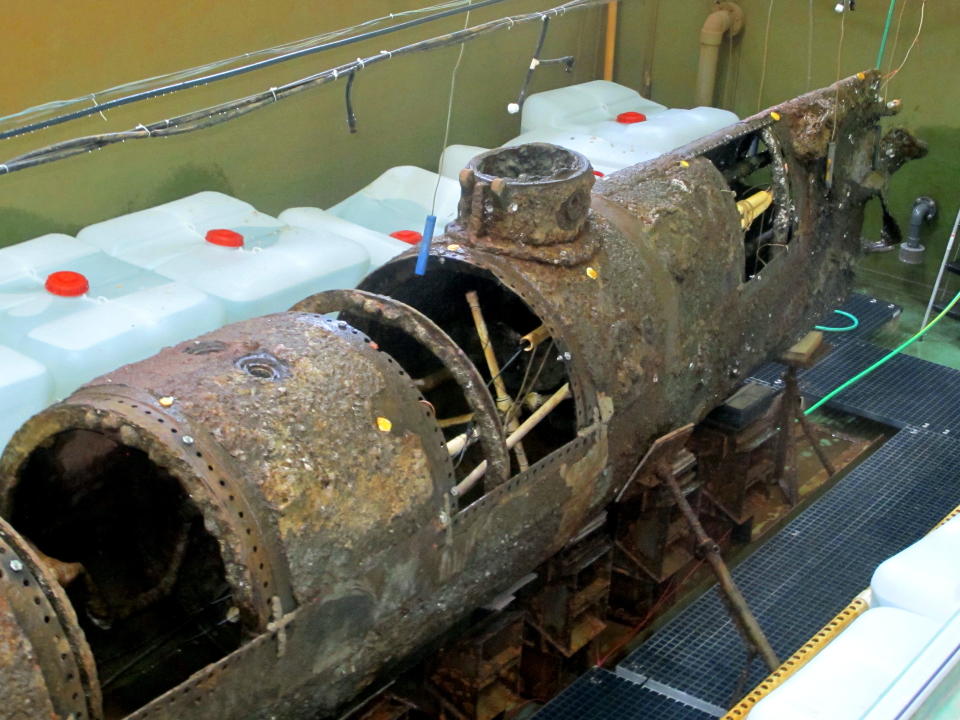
[616,427,960,713]
[533,292,960,719]
[532,668,716,720]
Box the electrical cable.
[0,0,606,177]
[804,288,960,416]
[0,1,481,132]
[814,309,859,332]
[432,0,474,215]
[756,0,775,112]
[0,0,513,141]
[883,0,925,87]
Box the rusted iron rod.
[784,369,836,478]
[798,412,837,477]
[658,467,780,672]
[466,291,529,471]
[454,383,571,496]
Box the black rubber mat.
[617,427,960,710]
[532,668,716,720]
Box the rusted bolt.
[490,177,507,196]
[458,168,475,189]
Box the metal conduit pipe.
[695,2,744,107]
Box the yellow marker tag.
[770,111,782,121]
[377,417,393,432]
[679,160,690,168]
[447,244,461,252]
[586,267,598,280]
[857,72,866,80]
[159,396,174,408]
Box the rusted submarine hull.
[0,71,922,719]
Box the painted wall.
[615,0,958,304]
[3,1,954,305]
[1,1,603,242]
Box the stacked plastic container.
[281,166,461,262]
[751,516,960,719]
[0,346,51,452]
[79,191,371,322]
[0,232,225,413]
[507,80,738,176]
[870,514,960,622]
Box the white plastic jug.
[327,166,461,238]
[79,191,371,321]
[0,233,225,398]
[439,145,489,180]
[0,345,51,452]
[507,105,739,176]
[519,80,667,133]
[750,607,940,720]
[871,515,960,623]
[278,208,412,270]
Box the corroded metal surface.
[291,289,509,486]
[0,72,924,719]
[455,143,598,264]
[0,515,101,720]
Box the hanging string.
[883,0,925,88]
[830,8,846,143]
[883,0,910,101]
[432,1,474,214]
[756,0,775,112]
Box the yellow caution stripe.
[722,597,869,719]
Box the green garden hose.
[804,288,960,415]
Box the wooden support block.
[781,330,824,368]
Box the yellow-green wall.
[1,1,603,240]
[3,1,956,304]
[615,0,959,303]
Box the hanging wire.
[344,70,359,133]
[883,0,925,88]
[830,8,847,143]
[883,0,910,101]
[755,0,775,112]
[432,0,474,214]
[0,0,512,140]
[0,0,608,177]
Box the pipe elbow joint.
[700,11,732,46]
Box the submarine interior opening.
[8,429,241,718]
[704,129,790,281]
[355,259,577,497]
